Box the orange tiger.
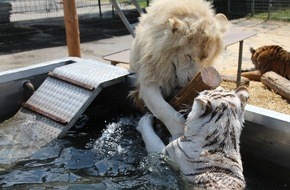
[250,45,290,80]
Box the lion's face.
[169,15,226,64]
[129,1,230,97]
[169,16,226,87]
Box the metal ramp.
[19,59,129,138]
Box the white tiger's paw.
[137,113,154,133]
[137,113,165,153]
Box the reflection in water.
[0,115,184,189]
[0,114,290,189]
[0,112,58,170]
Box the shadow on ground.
[0,11,139,54]
[0,7,247,55]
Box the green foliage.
[251,8,290,21]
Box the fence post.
[227,0,231,15]
[63,0,81,57]
[267,0,271,20]
[251,0,255,16]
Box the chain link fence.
[217,0,290,20]
[0,0,145,52]
[0,0,289,53]
[251,0,290,20]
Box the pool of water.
[1,114,290,189]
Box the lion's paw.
[137,113,154,133]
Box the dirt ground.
[214,18,290,75]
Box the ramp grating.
[20,59,129,138]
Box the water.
[0,111,59,170]
[0,115,184,189]
[0,114,290,189]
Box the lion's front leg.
[139,84,185,139]
[137,113,165,152]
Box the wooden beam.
[169,67,221,111]
[221,74,250,86]
[154,67,221,128]
[63,0,81,57]
[241,70,262,81]
[261,71,290,102]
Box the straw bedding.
[220,81,290,115]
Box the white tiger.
[137,86,249,189]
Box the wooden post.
[63,0,81,57]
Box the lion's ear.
[214,13,230,33]
[168,17,185,33]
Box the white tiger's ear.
[215,86,225,92]
[168,17,185,33]
[235,86,250,108]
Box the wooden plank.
[48,72,95,91]
[22,102,68,125]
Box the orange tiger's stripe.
[250,45,290,80]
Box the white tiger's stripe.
[137,87,248,189]
[163,90,245,187]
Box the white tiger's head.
[185,86,249,153]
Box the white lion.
[130,0,229,139]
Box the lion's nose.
[199,53,208,60]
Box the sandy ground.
[215,18,290,75]
[0,18,289,74]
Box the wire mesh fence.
[251,0,290,20]
[0,0,289,53]
[225,0,290,20]
[0,0,146,52]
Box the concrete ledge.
[242,104,290,169]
